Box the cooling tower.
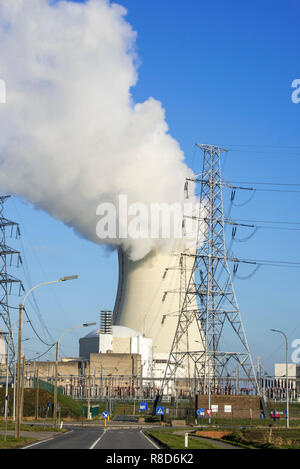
[113,246,202,358]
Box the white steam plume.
[0,0,193,260]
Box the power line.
[233,257,300,268]
[227,220,300,232]
[233,218,300,226]
[23,307,55,347]
[27,343,56,361]
[216,143,300,149]
[228,181,300,187]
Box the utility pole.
[3,330,10,441]
[13,359,16,421]
[131,355,135,398]
[15,304,23,438]
[35,368,39,420]
[53,322,95,428]
[19,355,26,427]
[140,363,143,399]
[53,341,59,428]
[87,388,91,420]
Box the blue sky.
[4,0,300,373]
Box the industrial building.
[25,352,144,399]
[79,325,152,378]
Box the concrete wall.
[26,360,80,383]
[89,353,141,377]
[26,353,141,383]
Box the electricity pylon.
[162,144,258,395]
[0,195,24,370]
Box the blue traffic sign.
[156,406,165,415]
[197,408,205,418]
[139,402,148,412]
[102,411,109,419]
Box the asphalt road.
[24,427,158,450]
[94,429,158,449]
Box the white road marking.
[22,437,56,449]
[22,430,73,449]
[139,430,160,449]
[89,429,107,449]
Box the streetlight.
[15,275,78,438]
[53,322,96,428]
[270,329,289,428]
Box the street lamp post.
[53,322,96,429]
[270,329,289,428]
[15,275,78,438]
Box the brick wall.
[194,395,261,419]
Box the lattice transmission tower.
[162,144,258,395]
[0,195,24,369]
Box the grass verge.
[0,435,37,449]
[0,421,67,433]
[146,430,221,449]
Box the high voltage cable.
[18,233,55,344]
[233,218,300,225]
[23,307,55,347]
[249,188,300,193]
[27,343,56,361]
[229,181,300,187]
[212,143,300,157]
[215,144,300,149]
[227,220,300,232]
[233,258,300,268]
[11,197,57,346]
[195,185,300,195]
[226,184,300,194]
[230,150,300,155]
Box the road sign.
[102,411,109,419]
[156,406,165,415]
[206,409,212,416]
[196,408,205,417]
[139,402,148,412]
